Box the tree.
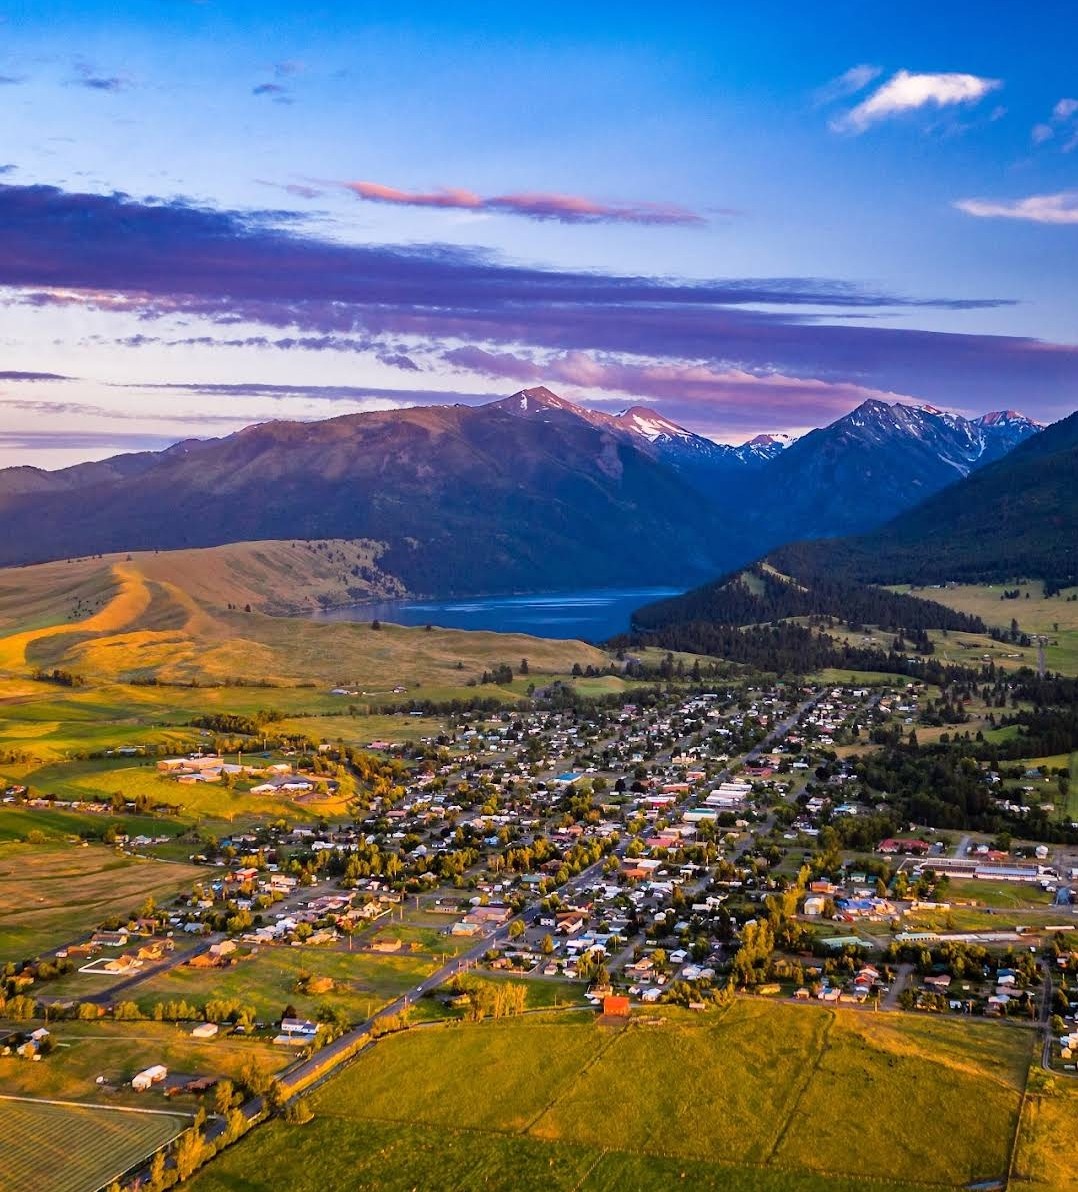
[540,933,555,955]
[284,1096,314,1125]
[174,1128,207,1181]
[213,1078,236,1116]
[508,919,525,940]
[265,1078,286,1115]
[148,1150,166,1191]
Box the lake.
[312,587,681,642]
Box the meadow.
[1011,1072,1078,1192]
[0,547,607,687]
[0,1020,288,1106]
[892,581,1078,676]
[0,1098,188,1192]
[131,942,447,1023]
[186,999,1042,1192]
[0,840,202,961]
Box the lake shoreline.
[309,587,683,643]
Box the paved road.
[41,882,322,1009]
[881,962,913,1011]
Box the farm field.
[0,1019,288,1106]
[1012,1073,1078,1191]
[891,581,1078,676]
[943,878,1055,909]
[186,999,1041,1191]
[0,840,202,961]
[0,1098,188,1192]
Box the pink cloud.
[343,180,705,226]
[345,181,484,210]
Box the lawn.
[0,840,202,961]
[944,878,1055,909]
[186,1000,1044,1191]
[0,1098,188,1192]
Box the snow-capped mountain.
[972,409,1044,461]
[489,388,741,480]
[732,433,797,466]
[734,398,1043,545]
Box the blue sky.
[1,0,1077,466]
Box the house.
[132,1064,168,1091]
[601,995,631,1019]
[275,1017,318,1045]
[878,838,931,856]
[370,937,403,953]
[190,1022,219,1039]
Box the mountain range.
[768,406,1078,591]
[0,385,1046,595]
[634,404,1078,645]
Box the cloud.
[3,181,1077,419]
[0,430,182,451]
[256,179,324,199]
[80,76,126,92]
[343,180,708,226]
[833,70,1001,132]
[813,64,881,106]
[123,381,498,405]
[72,62,130,93]
[0,75,24,86]
[954,191,1078,224]
[1031,97,1078,151]
[0,369,72,381]
[252,82,293,103]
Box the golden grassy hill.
[0,542,607,687]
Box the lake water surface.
[313,587,681,642]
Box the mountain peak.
[975,409,1040,428]
[614,406,694,441]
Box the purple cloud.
[0,181,1074,426]
[0,369,72,381]
[123,381,499,405]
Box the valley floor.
[185,1000,1072,1192]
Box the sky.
[1,0,1078,467]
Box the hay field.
[187,1000,1042,1192]
[0,840,202,961]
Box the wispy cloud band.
[343,180,708,226]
